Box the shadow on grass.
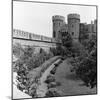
[78,83,88,87]
[65,73,80,81]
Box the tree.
[61,31,72,48]
[13,43,24,58]
[72,46,97,88]
[50,31,73,57]
[69,34,97,88]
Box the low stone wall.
[13,29,60,43]
[13,38,57,53]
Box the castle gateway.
[13,13,97,52]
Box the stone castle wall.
[13,29,60,53]
[68,14,80,41]
[13,29,61,43]
[52,13,96,42]
[13,13,97,52]
[52,15,65,40]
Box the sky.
[13,1,97,37]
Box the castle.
[52,13,97,42]
[13,13,97,52]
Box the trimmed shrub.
[45,75,55,84]
[45,89,61,97]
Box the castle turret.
[67,14,80,41]
[52,15,65,40]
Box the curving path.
[36,59,61,97]
[13,56,61,99]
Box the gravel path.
[36,59,61,97]
[13,56,61,99]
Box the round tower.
[68,14,80,41]
[52,15,65,40]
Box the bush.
[45,89,61,97]
[72,48,97,88]
[69,36,97,88]
[50,45,70,57]
[50,67,57,75]
[47,82,57,89]
[45,75,55,84]
[56,81,61,86]
[13,43,24,58]
[13,45,54,96]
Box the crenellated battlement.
[13,29,61,43]
[52,15,65,22]
[68,13,80,20]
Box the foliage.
[51,31,87,58]
[70,42,88,57]
[13,44,54,97]
[50,45,71,57]
[76,50,97,88]
[57,30,97,89]
[13,44,53,71]
[50,31,73,58]
[45,75,55,84]
[70,38,97,88]
[81,34,97,52]
[45,89,61,97]
[26,51,53,71]
[86,35,97,52]
[13,43,24,58]
[61,31,72,48]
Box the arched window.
[53,31,56,38]
[53,23,55,26]
[59,23,60,26]
[72,32,74,36]
[29,34,32,39]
